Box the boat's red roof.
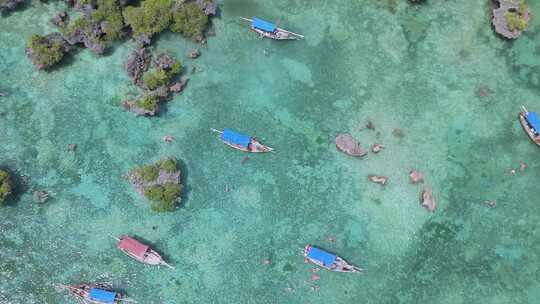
[117,235,149,257]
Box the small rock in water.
[189,48,200,59]
[510,169,516,175]
[327,236,336,243]
[335,133,367,157]
[368,175,388,186]
[409,170,425,184]
[366,121,375,130]
[67,144,77,152]
[311,274,320,282]
[33,190,49,204]
[483,200,496,207]
[263,258,271,265]
[392,128,404,138]
[420,188,436,212]
[371,143,384,153]
[163,135,174,143]
[520,162,527,171]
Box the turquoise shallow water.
[2,0,540,303]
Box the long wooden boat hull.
[222,138,273,153]
[305,256,363,273]
[519,112,540,147]
[119,247,171,268]
[252,27,298,40]
[58,284,122,304]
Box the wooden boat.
[304,244,363,273]
[55,283,135,303]
[519,106,540,147]
[212,128,274,153]
[113,235,174,269]
[239,17,304,40]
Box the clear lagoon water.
[1,0,540,303]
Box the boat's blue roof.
[222,128,251,148]
[526,112,540,132]
[89,288,117,303]
[252,17,276,33]
[307,246,336,267]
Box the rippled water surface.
[1,0,540,303]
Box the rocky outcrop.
[492,0,530,39]
[50,11,70,28]
[195,0,217,15]
[189,48,200,59]
[169,79,188,93]
[125,47,152,86]
[409,170,425,184]
[0,0,23,12]
[26,33,71,70]
[122,99,156,116]
[335,133,367,157]
[420,188,436,212]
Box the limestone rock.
[335,133,367,157]
[420,188,436,212]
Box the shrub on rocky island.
[123,0,173,38]
[127,157,183,212]
[170,2,209,40]
[493,0,530,39]
[26,33,71,70]
[0,170,13,206]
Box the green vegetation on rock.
[146,182,182,212]
[0,170,13,206]
[143,68,170,90]
[123,0,173,37]
[137,164,160,182]
[27,34,67,69]
[505,2,529,33]
[92,0,125,41]
[135,95,159,112]
[171,2,209,40]
[160,158,177,173]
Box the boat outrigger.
[239,17,304,40]
[519,106,540,146]
[212,128,274,153]
[113,235,174,269]
[304,245,363,273]
[55,283,135,303]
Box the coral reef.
[126,158,183,212]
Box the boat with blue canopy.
[304,244,363,273]
[55,283,136,303]
[519,106,540,146]
[212,128,274,153]
[239,17,304,40]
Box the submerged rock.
[33,190,49,204]
[420,188,436,212]
[189,48,200,59]
[409,170,425,184]
[392,128,404,138]
[368,175,388,186]
[371,143,384,153]
[492,0,530,39]
[67,143,77,152]
[335,133,367,157]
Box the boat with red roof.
[304,244,363,273]
[114,235,174,269]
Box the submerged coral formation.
[0,170,13,206]
[127,157,182,212]
[492,0,530,39]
